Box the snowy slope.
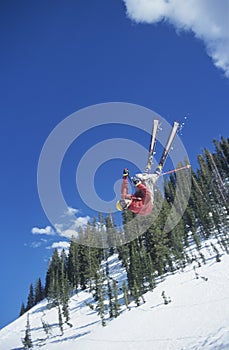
[1,246,229,350]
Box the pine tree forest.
[20,136,229,332]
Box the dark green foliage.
[107,279,114,318]
[132,279,141,307]
[26,284,35,311]
[58,305,64,336]
[45,249,61,307]
[122,281,130,310]
[60,249,72,326]
[22,314,33,349]
[95,270,106,327]
[67,237,79,290]
[112,280,121,317]
[19,302,26,316]
[78,243,90,290]
[21,277,44,316]
[144,252,156,289]
[145,207,171,276]
[127,240,144,295]
[105,214,117,255]
[34,278,44,304]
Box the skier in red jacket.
[116,119,180,215]
[116,168,161,216]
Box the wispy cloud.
[30,241,42,248]
[46,241,70,250]
[73,216,90,228]
[31,226,56,236]
[64,206,80,216]
[123,0,229,77]
[55,215,90,239]
[31,207,90,242]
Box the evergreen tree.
[122,281,130,311]
[45,249,61,307]
[26,284,34,311]
[34,278,44,304]
[190,170,213,238]
[67,236,79,291]
[78,243,90,290]
[127,240,145,295]
[93,271,100,302]
[105,214,116,255]
[132,279,140,307]
[146,209,170,277]
[61,276,71,326]
[95,270,106,327]
[144,252,156,290]
[60,249,72,326]
[213,137,229,176]
[22,314,33,349]
[19,302,26,316]
[107,279,114,318]
[97,212,108,252]
[75,223,100,291]
[117,242,129,269]
[112,279,120,318]
[86,222,102,290]
[204,148,228,217]
[58,305,64,336]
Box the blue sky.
[1,0,229,329]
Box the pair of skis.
[144,119,190,175]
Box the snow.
[1,244,229,350]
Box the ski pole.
[160,164,191,176]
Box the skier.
[116,119,180,215]
[116,167,161,216]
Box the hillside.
[1,241,229,350]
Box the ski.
[144,119,159,173]
[156,120,179,172]
[160,164,191,176]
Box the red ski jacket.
[121,177,152,216]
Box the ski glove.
[123,168,129,178]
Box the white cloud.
[55,215,90,239]
[58,229,78,239]
[123,0,229,77]
[46,241,70,250]
[64,207,79,216]
[32,212,90,241]
[31,225,55,236]
[73,216,90,228]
